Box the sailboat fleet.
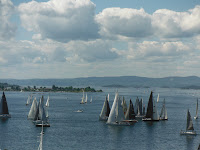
[80,89,93,104]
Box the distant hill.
[0,76,200,89]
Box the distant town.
[0,82,103,93]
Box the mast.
[145,91,153,119]
[186,109,194,131]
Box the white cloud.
[0,0,16,40]
[18,0,99,42]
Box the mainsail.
[153,99,159,120]
[85,94,88,103]
[157,94,159,102]
[107,92,118,124]
[28,97,38,119]
[160,99,168,120]
[99,96,110,121]
[45,96,50,107]
[125,99,135,120]
[186,109,194,131]
[122,97,127,114]
[145,91,153,119]
[0,92,10,117]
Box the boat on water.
[124,99,138,123]
[85,93,88,103]
[0,92,11,118]
[45,95,50,118]
[26,94,32,106]
[27,97,38,119]
[106,91,130,126]
[142,91,159,121]
[80,89,85,104]
[99,95,110,121]
[180,109,196,135]
[194,99,198,120]
[160,99,168,120]
[121,96,127,115]
[135,98,145,118]
[34,96,50,127]
[74,110,83,113]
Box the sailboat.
[26,94,32,106]
[136,98,145,118]
[125,99,138,123]
[180,109,196,135]
[142,91,159,121]
[80,89,85,104]
[45,95,50,107]
[0,92,11,118]
[90,96,92,103]
[160,99,168,120]
[157,94,159,102]
[122,96,127,115]
[34,96,50,127]
[99,96,110,121]
[106,91,130,126]
[28,97,38,119]
[107,94,109,102]
[194,99,198,120]
[85,93,88,103]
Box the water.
[0,87,200,150]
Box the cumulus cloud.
[18,0,99,42]
[96,6,200,40]
[0,0,16,40]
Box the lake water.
[0,87,200,150]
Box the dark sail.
[145,91,153,119]
[187,109,194,131]
[125,99,135,120]
[139,99,143,115]
[105,96,110,117]
[1,92,9,115]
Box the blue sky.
[0,0,200,79]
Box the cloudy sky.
[1,0,200,79]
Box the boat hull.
[194,117,198,120]
[160,118,168,121]
[0,114,11,118]
[99,116,108,121]
[180,131,196,135]
[142,118,159,121]
[36,123,50,127]
[106,121,131,126]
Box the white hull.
[194,116,198,120]
[180,130,196,135]
[0,114,11,118]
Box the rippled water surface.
[0,87,200,150]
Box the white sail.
[85,93,88,103]
[108,94,110,102]
[121,97,127,114]
[116,97,125,122]
[45,96,50,107]
[99,96,110,120]
[153,99,159,120]
[157,94,159,103]
[80,89,85,104]
[194,99,198,119]
[160,99,168,120]
[107,92,119,124]
[28,97,38,119]
[26,95,31,105]
[90,96,92,103]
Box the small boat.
[0,92,11,118]
[142,91,159,121]
[99,96,110,121]
[194,99,198,120]
[80,89,85,104]
[160,99,168,120]
[180,109,196,135]
[27,97,38,119]
[106,91,130,126]
[85,93,88,103]
[74,110,83,113]
[26,94,32,106]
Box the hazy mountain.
[0,76,200,89]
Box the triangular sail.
[99,96,110,120]
[107,94,110,102]
[134,97,139,114]
[145,91,153,119]
[107,92,118,124]
[160,99,168,120]
[0,92,9,115]
[153,99,159,120]
[186,109,194,131]
[116,96,125,122]
[125,99,135,120]
[139,99,143,115]
[195,99,198,118]
[45,96,50,107]
[157,94,159,102]
[28,97,38,119]
[85,94,88,103]
[122,97,127,114]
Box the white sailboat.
[194,99,198,120]
[180,109,196,135]
[107,94,110,102]
[85,93,88,103]
[26,94,32,106]
[28,97,38,119]
[80,89,85,104]
[90,96,92,103]
[157,94,159,102]
[160,99,168,120]
[45,96,50,107]
[99,96,110,121]
[106,92,130,126]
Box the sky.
[1,0,200,79]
